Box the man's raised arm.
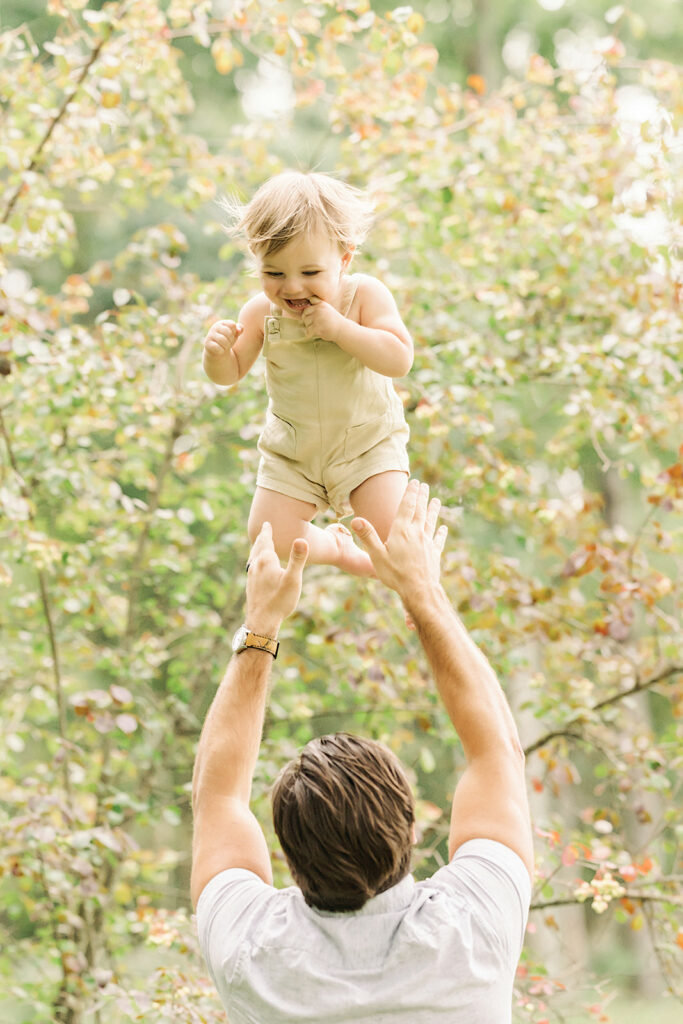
[190,525,309,908]
[352,480,534,879]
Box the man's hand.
[351,479,447,603]
[203,319,244,359]
[246,522,309,636]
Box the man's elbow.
[509,735,526,771]
[191,760,205,818]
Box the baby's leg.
[248,487,375,576]
[350,471,414,625]
[349,471,408,541]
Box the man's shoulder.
[417,839,531,955]
[196,868,296,932]
[427,839,531,894]
[417,840,531,927]
[198,866,291,907]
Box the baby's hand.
[301,298,346,344]
[203,319,244,359]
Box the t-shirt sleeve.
[431,839,531,961]
[195,868,275,995]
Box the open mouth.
[285,298,310,312]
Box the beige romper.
[256,274,410,516]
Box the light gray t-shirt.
[196,838,530,1023]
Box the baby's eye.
[303,270,320,276]
[264,271,283,278]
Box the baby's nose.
[284,279,306,294]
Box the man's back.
[197,839,530,1024]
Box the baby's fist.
[203,319,243,358]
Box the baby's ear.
[341,247,355,267]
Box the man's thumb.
[289,538,309,564]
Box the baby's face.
[257,229,351,316]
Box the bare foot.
[325,524,376,577]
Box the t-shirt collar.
[311,874,415,918]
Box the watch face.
[232,625,248,652]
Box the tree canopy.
[0,2,681,1021]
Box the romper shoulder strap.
[340,274,360,317]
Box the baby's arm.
[301,275,413,377]
[202,294,268,386]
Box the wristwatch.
[231,624,279,659]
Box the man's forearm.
[404,581,522,762]
[192,651,272,808]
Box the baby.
[202,170,412,577]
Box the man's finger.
[414,481,429,524]
[255,521,273,546]
[285,537,309,571]
[425,497,441,539]
[395,478,420,524]
[248,521,273,562]
[434,523,448,557]
[350,516,383,558]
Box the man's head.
[271,733,415,912]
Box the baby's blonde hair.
[225,171,374,257]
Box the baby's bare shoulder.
[353,272,387,295]
[238,292,271,332]
[240,292,270,318]
[352,273,400,319]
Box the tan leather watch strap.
[232,624,279,658]
[244,631,279,657]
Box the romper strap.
[340,274,359,317]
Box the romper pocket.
[343,412,391,461]
[259,411,297,460]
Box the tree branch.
[0,2,132,225]
[0,406,72,800]
[37,569,72,801]
[524,664,683,757]
[531,889,683,912]
[123,411,188,641]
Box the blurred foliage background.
[0,1,681,1022]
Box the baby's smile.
[285,298,311,312]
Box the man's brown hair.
[271,733,415,912]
